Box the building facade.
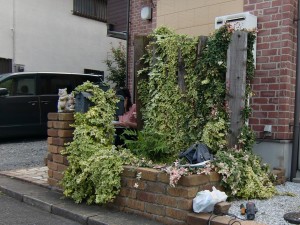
[128,0,298,178]
[0,0,124,79]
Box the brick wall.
[245,0,298,139]
[111,166,222,225]
[46,114,224,225]
[47,112,74,188]
[46,112,283,225]
[127,0,157,95]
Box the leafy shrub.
[61,81,135,204]
[215,147,277,199]
[104,42,126,88]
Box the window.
[0,76,35,96]
[73,0,107,22]
[0,58,12,74]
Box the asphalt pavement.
[0,191,81,225]
[0,174,163,225]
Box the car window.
[39,74,100,95]
[0,76,35,96]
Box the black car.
[0,72,103,138]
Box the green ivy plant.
[61,81,135,204]
[104,42,126,88]
[130,27,201,162]
[128,25,277,199]
[215,147,277,199]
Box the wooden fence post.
[226,31,248,147]
[134,36,149,130]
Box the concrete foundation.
[253,140,293,180]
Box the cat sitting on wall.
[66,93,75,112]
[57,88,73,113]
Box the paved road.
[0,138,47,171]
[0,191,80,225]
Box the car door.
[37,74,64,127]
[0,74,40,137]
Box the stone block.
[145,181,166,194]
[47,129,58,137]
[53,121,72,129]
[53,171,64,180]
[48,145,59,154]
[127,199,145,211]
[47,161,58,171]
[156,195,177,207]
[52,154,64,164]
[47,121,53,128]
[157,172,170,184]
[166,207,187,221]
[58,113,74,121]
[213,201,231,215]
[136,167,159,181]
[58,129,74,138]
[119,187,137,199]
[48,113,59,121]
[136,191,157,203]
[145,202,165,216]
[176,198,193,210]
[57,164,68,172]
[167,186,198,198]
[178,174,210,186]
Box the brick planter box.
[47,112,74,188]
[46,112,266,225]
[113,166,222,225]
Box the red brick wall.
[245,0,298,139]
[47,113,73,188]
[127,0,157,96]
[111,166,222,225]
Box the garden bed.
[46,112,223,225]
[47,112,276,225]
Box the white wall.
[0,0,124,77]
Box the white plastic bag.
[193,186,227,213]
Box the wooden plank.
[133,35,149,130]
[178,50,186,93]
[197,36,208,58]
[226,31,248,147]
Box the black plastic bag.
[179,143,213,164]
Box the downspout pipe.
[291,0,300,181]
[125,0,130,87]
[12,0,16,72]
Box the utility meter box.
[215,12,257,30]
[75,92,94,113]
[215,12,257,65]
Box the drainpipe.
[11,0,16,72]
[291,0,300,181]
[125,0,130,88]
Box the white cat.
[57,88,68,112]
[66,92,75,112]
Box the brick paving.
[0,166,48,187]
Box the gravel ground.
[0,138,47,171]
[229,182,300,225]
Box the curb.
[0,175,162,225]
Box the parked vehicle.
[0,72,104,138]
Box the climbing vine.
[127,25,277,199]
